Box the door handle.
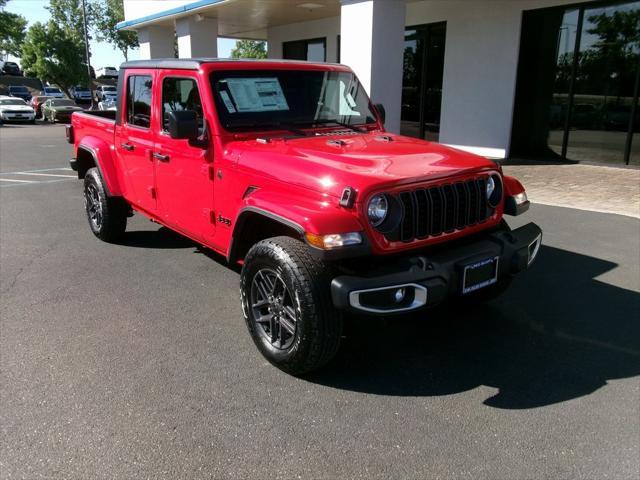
[120,142,134,151]
[152,152,170,162]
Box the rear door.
[116,70,157,213]
[153,72,214,240]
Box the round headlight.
[486,176,495,199]
[368,194,388,227]
[487,174,503,207]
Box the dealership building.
[118,0,639,165]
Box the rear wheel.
[83,167,127,242]
[241,236,342,375]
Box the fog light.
[305,231,363,250]
[513,191,528,206]
[394,288,406,303]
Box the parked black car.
[1,61,23,76]
[8,85,31,101]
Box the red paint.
[71,60,528,258]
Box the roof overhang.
[117,0,341,40]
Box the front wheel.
[241,236,342,375]
[83,168,127,242]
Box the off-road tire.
[241,236,342,375]
[83,167,127,242]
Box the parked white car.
[0,97,36,123]
[96,67,118,79]
[96,85,117,101]
[42,86,65,98]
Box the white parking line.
[0,178,37,183]
[12,172,77,178]
[0,167,73,175]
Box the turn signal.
[305,232,363,250]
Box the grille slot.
[392,177,492,243]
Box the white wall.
[123,0,192,22]
[267,17,340,63]
[406,0,595,158]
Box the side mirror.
[168,110,198,140]
[374,103,386,125]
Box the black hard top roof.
[120,58,342,70]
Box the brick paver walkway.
[502,164,640,219]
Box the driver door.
[154,73,214,241]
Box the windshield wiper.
[294,118,367,133]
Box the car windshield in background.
[10,86,28,92]
[211,70,377,131]
[45,88,62,93]
[51,100,76,106]
[0,99,27,106]
[103,86,116,92]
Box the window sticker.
[226,78,289,112]
[220,90,237,113]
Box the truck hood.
[230,133,498,199]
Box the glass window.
[282,38,326,62]
[161,77,203,132]
[211,69,377,131]
[126,75,152,129]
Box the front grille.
[4,110,31,114]
[393,177,491,242]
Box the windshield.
[51,99,76,106]
[103,86,116,92]
[45,88,62,93]
[0,99,27,106]
[10,86,28,92]
[211,70,377,131]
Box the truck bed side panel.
[72,111,126,197]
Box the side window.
[126,74,152,128]
[162,77,203,132]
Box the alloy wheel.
[85,183,103,230]
[250,268,298,349]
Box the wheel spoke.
[279,315,295,335]
[255,313,273,324]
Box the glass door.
[512,0,640,165]
[400,22,446,141]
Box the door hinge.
[148,186,156,199]
[209,166,215,180]
[209,210,216,224]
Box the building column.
[176,15,218,58]
[137,25,175,59]
[340,0,406,133]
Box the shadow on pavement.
[306,245,640,409]
[115,227,196,249]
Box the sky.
[3,0,237,67]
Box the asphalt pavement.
[1,123,639,479]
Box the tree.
[230,40,267,59]
[46,0,89,41]
[0,0,27,56]
[93,0,138,61]
[20,21,86,95]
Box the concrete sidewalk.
[502,164,640,219]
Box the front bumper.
[331,222,542,314]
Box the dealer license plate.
[462,257,499,294]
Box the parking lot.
[1,123,639,479]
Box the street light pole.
[81,0,95,109]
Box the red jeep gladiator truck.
[67,59,541,375]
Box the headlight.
[487,174,503,207]
[486,176,495,199]
[367,194,388,227]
